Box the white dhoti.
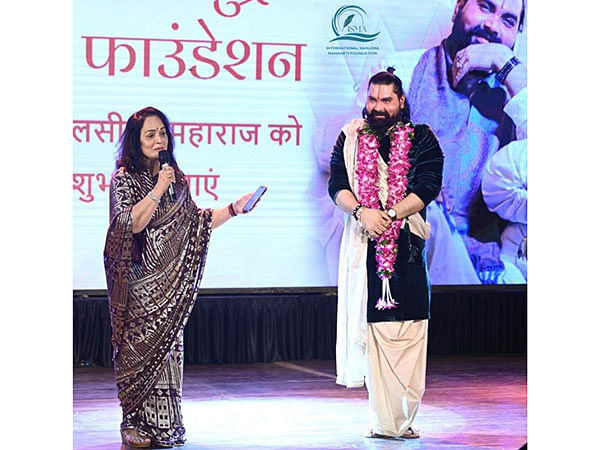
[365,320,428,437]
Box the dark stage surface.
[73,355,526,449]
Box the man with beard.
[328,68,443,439]
[406,0,527,284]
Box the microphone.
[158,150,177,202]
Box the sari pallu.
[104,168,212,446]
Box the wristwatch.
[387,207,397,220]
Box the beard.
[364,108,401,135]
[447,16,503,59]
[445,15,505,92]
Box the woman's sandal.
[121,428,151,448]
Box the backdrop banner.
[73,0,528,289]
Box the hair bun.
[386,66,396,74]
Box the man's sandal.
[402,427,420,439]
[121,428,151,448]
[367,427,420,440]
[366,430,395,439]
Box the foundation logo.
[330,5,380,42]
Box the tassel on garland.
[375,278,398,310]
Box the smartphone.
[243,186,267,213]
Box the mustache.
[364,107,399,133]
[468,25,502,44]
[366,109,391,120]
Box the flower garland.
[356,121,414,310]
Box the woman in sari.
[104,106,255,447]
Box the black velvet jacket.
[328,123,444,322]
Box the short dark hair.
[366,67,411,123]
[116,106,179,172]
[516,0,526,32]
[456,0,526,32]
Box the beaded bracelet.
[496,56,520,84]
[147,192,160,204]
[352,204,364,221]
[356,206,365,222]
[228,203,237,217]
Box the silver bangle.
[147,192,160,204]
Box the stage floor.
[74,355,526,449]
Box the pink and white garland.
[356,122,414,310]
